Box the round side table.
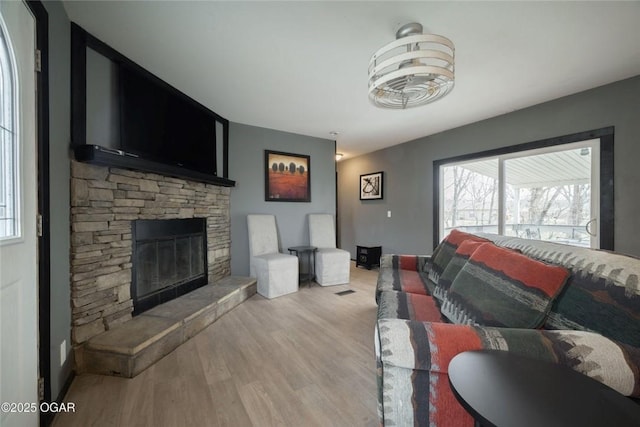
[449,350,640,427]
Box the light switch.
[387,210,391,218]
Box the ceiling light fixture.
[368,22,455,109]
[335,153,344,161]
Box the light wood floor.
[53,263,379,427]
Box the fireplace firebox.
[131,218,207,315]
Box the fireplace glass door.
[132,218,207,314]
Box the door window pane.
[442,158,498,237]
[504,147,593,247]
[0,26,18,240]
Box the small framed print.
[360,171,383,200]
[265,150,311,202]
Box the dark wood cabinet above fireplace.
[71,23,235,187]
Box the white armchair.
[308,214,350,286]
[247,215,299,299]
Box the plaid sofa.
[375,232,640,426]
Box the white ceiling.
[62,1,640,160]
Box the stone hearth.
[76,276,256,377]
[70,160,232,359]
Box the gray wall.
[42,0,72,400]
[86,47,119,148]
[338,75,640,258]
[229,123,336,276]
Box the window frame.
[433,127,614,251]
[0,18,20,242]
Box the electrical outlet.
[387,210,392,218]
[60,340,66,366]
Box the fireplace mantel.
[74,145,235,187]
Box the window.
[0,24,18,240]
[434,129,614,250]
[441,158,499,234]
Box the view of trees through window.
[443,162,498,232]
[441,142,597,247]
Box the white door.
[0,1,38,426]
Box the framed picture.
[360,171,383,200]
[265,150,311,202]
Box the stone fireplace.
[70,160,231,348]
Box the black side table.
[287,246,317,287]
[449,350,640,427]
[356,245,381,269]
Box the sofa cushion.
[475,234,640,348]
[433,240,489,302]
[441,243,570,328]
[378,290,444,322]
[546,271,640,346]
[376,259,432,298]
[428,229,490,286]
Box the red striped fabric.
[455,240,488,257]
[446,229,489,247]
[427,323,483,427]
[407,294,442,322]
[398,255,418,271]
[398,270,429,296]
[428,323,484,372]
[469,244,569,297]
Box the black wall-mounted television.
[119,64,216,175]
[71,22,233,187]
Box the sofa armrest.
[379,254,431,272]
[376,319,640,397]
[375,319,480,427]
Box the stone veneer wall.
[70,160,231,347]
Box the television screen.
[119,65,216,175]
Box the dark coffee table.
[449,350,640,427]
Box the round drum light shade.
[368,23,455,109]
